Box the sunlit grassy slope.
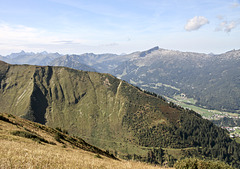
[0,113,169,169]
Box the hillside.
[0,113,168,169]
[0,61,240,168]
[111,47,240,114]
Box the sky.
[0,0,240,55]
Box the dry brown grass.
[0,113,172,169]
[0,139,170,169]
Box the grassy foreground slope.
[0,113,167,169]
[0,61,240,168]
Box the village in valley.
[166,93,240,138]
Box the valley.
[1,0,240,168]
[164,94,240,138]
[4,47,238,117]
[0,60,240,168]
[2,48,240,118]
[0,47,240,168]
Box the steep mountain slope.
[0,61,240,168]
[112,47,240,113]
[0,113,169,169]
[0,113,116,159]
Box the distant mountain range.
[0,50,61,66]
[50,55,97,72]
[0,61,240,167]
[50,52,133,73]
[0,51,131,72]
[1,47,240,114]
[111,47,240,114]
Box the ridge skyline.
[1,46,240,57]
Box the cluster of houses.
[207,111,240,120]
[222,127,240,138]
[170,95,240,138]
[207,112,240,138]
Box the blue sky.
[0,0,239,55]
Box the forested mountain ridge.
[111,47,240,113]
[0,61,240,168]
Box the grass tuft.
[11,130,50,144]
[0,114,12,123]
[95,154,102,159]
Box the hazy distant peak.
[225,49,240,54]
[139,46,159,57]
[218,49,240,60]
[20,50,26,54]
[6,50,26,59]
[39,51,48,55]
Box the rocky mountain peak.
[139,46,159,57]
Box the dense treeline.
[174,158,234,169]
[122,89,240,168]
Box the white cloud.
[0,23,63,46]
[0,24,40,41]
[0,23,88,55]
[217,15,224,20]
[231,2,240,8]
[184,16,209,31]
[216,19,240,32]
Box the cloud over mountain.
[184,16,209,31]
[216,19,240,33]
